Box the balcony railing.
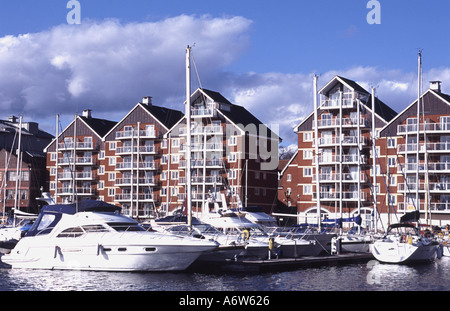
[398,202,450,213]
[58,142,95,150]
[116,162,159,171]
[398,162,450,173]
[397,122,450,134]
[312,191,367,201]
[398,142,450,153]
[317,136,367,147]
[115,130,157,140]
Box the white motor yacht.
[370,223,440,264]
[1,201,218,271]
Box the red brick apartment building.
[0,116,53,216]
[377,81,450,227]
[277,76,397,229]
[45,89,280,219]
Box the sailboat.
[370,211,440,263]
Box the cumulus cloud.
[0,15,252,125]
[0,14,449,146]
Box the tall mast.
[313,75,321,231]
[55,114,60,204]
[371,88,377,232]
[186,46,192,228]
[415,51,421,214]
[13,116,23,227]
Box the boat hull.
[2,233,218,272]
[370,241,438,264]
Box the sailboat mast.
[13,116,23,227]
[313,75,321,231]
[372,87,377,232]
[415,51,421,215]
[186,46,192,228]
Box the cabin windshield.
[108,222,145,232]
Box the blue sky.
[0,0,449,145]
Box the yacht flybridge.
[1,200,218,271]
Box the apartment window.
[304,168,312,177]
[161,139,168,149]
[303,150,312,159]
[108,188,115,197]
[172,139,179,148]
[50,167,57,176]
[51,153,57,161]
[304,132,313,142]
[255,171,260,179]
[98,151,105,160]
[388,157,396,167]
[50,182,56,190]
[109,157,116,166]
[228,136,237,146]
[228,169,236,180]
[228,152,237,163]
[304,185,312,195]
[387,138,396,148]
[255,188,260,196]
[98,166,105,175]
[108,172,116,181]
[171,171,179,180]
[390,176,396,186]
[161,188,167,196]
[109,142,116,150]
[286,174,292,182]
[161,155,168,165]
[98,181,104,190]
[171,155,179,164]
[161,171,167,180]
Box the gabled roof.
[379,88,450,136]
[294,76,398,132]
[80,116,117,138]
[140,104,184,130]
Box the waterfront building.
[378,81,450,226]
[45,110,117,205]
[165,88,280,216]
[277,76,397,229]
[45,90,280,219]
[0,116,53,216]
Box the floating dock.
[190,253,375,273]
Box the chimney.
[142,96,152,105]
[430,81,442,93]
[82,109,92,118]
[8,115,17,123]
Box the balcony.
[398,162,450,173]
[320,98,355,109]
[313,154,366,165]
[397,122,450,134]
[116,145,159,155]
[115,177,156,186]
[312,191,367,201]
[191,104,215,118]
[115,129,157,140]
[58,157,97,166]
[57,172,96,180]
[116,162,159,171]
[398,202,450,213]
[398,142,450,154]
[58,142,95,150]
[398,182,450,192]
[314,117,366,129]
[178,176,223,185]
[312,173,367,183]
[179,125,223,135]
[57,187,96,196]
[115,193,157,202]
[179,159,222,168]
[317,136,367,147]
[180,142,223,152]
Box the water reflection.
[1,257,450,291]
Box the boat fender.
[241,230,250,241]
[438,233,444,239]
[268,237,274,250]
[407,236,413,245]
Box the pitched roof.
[140,104,184,129]
[79,116,117,138]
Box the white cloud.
[1,14,449,147]
[0,15,252,122]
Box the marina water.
[1,256,450,291]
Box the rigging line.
[191,49,203,90]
